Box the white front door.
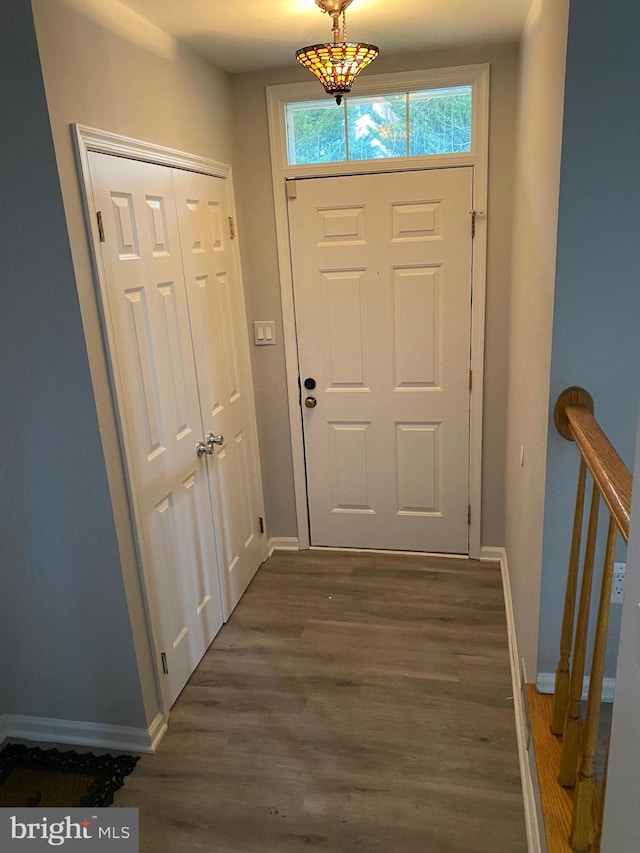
[88,152,265,706]
[289,168,473,553]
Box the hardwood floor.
[526,684,613,852]
[115,549,527,852]
[526,686,574,853]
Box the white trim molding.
[0,712,167,754]
[266,65,489,559]
[73,125,232,178]
[479,546,506,563]
[536,672,616,704]
[488,547,544,853]
[268,537,300,556]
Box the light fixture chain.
[296,1,379,105]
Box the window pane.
[284,85,474,166]
[347,95,407,160]
[409,86,472,155]
[286,101,346,165]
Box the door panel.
[290,168,472,553]
[393,267,438,386]
[173,169,265,615]
[89,152,225,705]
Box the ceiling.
[110,0,531,74]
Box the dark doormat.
[0,743,139,807]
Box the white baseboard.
[479,546,505,562]
[268,537,299,555]
[146,712,168,752]
[493,547,545,853]
[536,672,616,704]
[0,711,167,754]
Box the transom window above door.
[286,86,472,166]
[268,65,488,178]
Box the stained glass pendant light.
[296,0,379,105]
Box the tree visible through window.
[410,88,471,156]
[286,101,346,164]
[286,86,472,165]
[347,94,407,160]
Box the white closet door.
[89,152,224,706]
[172,169,266,615]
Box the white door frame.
[73,124,268,715]
[266,65,489,558]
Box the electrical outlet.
[612,562,626,604]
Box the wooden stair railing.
[551,387,632,851]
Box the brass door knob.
[304,396,317,408]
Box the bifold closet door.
[89,152,224,705]
[88,152,265,706]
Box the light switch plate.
[254,320,276,346]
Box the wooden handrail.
[555,388,632,543]
[552,386,632,850]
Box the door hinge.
[96,210,105,243]
[286,179,297,200]
[470,209,486,239]
[161,652,168,675]
[468,505,472,526]
[469,369,473,392]
[259,516,265,535]
[228,216,235,239]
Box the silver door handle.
[206,433,224,447]
[196,439,213,457]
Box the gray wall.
[602,415,640,851]
[504,0,568,678]
[231,41,520,548]
[0,1,145,726]
[538,0,640,675]
[32,0,238,727]
[0,0,239,735]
